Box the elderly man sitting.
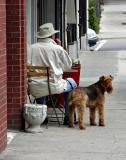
[27,23,77,125]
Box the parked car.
[87,28,98,46]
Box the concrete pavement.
[99,0,126,39]
[1,1,126,159]
[1,50,126,160]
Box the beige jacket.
[27,38,72,98]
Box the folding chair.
[27,65,64,126]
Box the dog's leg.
[78,106,85,129]
[98,105,105,126]
[90,107,97,126]
[69,106,75,128]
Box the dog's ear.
[99,76,105,81]
[109,75,114,80]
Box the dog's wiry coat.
[68,75,114,129]
[68,88,88,129]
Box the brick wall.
[6,0,27,129]
[0,0,7,153]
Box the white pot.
[23,104,47,133]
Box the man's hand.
[55,38,61,45]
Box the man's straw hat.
[37,23,59,39]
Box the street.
[94,0,126,52]
[93,38,126,51]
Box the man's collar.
[38,38,57,44]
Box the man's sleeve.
[59,48,72,71]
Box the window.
[67,0,77,44]
[79,0,87,36]
[26,0,37,44]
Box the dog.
[68,75,114,129]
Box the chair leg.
[28,94,32,103]
[49,96,61,126]
[28,94,36,104]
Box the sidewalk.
[1,1,126,159]
[1,50,126,160]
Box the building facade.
[0,0,27,153]
[0,0,7,152]
[0,0,87,152]
[27,0,87,57]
